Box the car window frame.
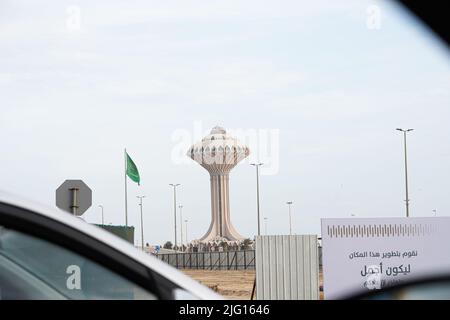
[0,202,177,300]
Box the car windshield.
[0,0,449,300]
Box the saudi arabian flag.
[126,152,140,185]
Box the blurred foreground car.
[348,276,450,300]
[0,192,222,300]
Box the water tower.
[187,126,250,243]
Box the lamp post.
[136,196,146,251]
[264,217,268,235]
[433,209,437,216]
[169,184,180,251]
[98,205,104,225]
[184,219,188,246]
[286,201,293,235]
[179,205,184,251]
[396,128,414,217]
[250,163,263,236]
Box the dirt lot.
[181,269,256,300]
[181,269,324,300]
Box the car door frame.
[0,202,177,300]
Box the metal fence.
[156,250,255,270]
[255,235,320,300]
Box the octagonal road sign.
[56,179,92,216]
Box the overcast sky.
[1,0,449,246]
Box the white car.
[0,192,222,300]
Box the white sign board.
[321,217,450,299]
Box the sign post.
[56,180,92,216]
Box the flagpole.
[124,148,128,226]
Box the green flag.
[126,152,140,185]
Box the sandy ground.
[181,269,256,300]
[181,269,324,300]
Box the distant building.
[95,224,134,244]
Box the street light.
[264,217,268,235]
[433,209,437,216]
[396,128,414,217]
[169,183,181,251]
[286,201,293,235]
[250,163,263,236]
[184,219,188,246]
[136,196,146,251]
[179,205,184,251]
[98,205,104,225]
